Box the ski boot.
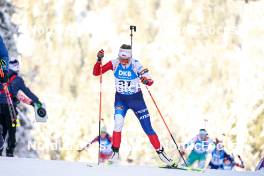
[108,147,119,165]
[156,147,175,167]
[6,148,14,157]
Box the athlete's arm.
[93,61,113,76]
[17,76,39,103]
[134,60,153,86]
[184,136,197,150]
[90,136,99,144]
[207,140,216,153]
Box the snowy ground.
[0,157,262,176]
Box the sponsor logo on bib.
[118,70,131,77]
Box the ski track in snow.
[0,157,262,176]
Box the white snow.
[0,157,262,176]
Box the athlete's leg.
[128,92,174,165]
[128,92,160,150]
[112,93,128,152]
[1,104,16,157]
[5,105,16,157]
[197,153,207,169]
[0,106,6,156]
[186,151,200,166]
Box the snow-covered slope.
[0,157,261,176]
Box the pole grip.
[130,25,136,49]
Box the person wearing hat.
[180,129,215,169]
[0,57,43,157]
[79,126,113,163]
[0,35,9,151]
[93,44,174,165]
[222,154,244,170]
[208,142,230,169]
[222,154,237,170]
[0,35,9,83]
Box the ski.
[86,164,93,167]
[159,165,204,173]
[86,162,114,167]
[87,163,204,173]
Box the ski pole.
[145,86,188,166]
[204,119,208,129]
[78,143,90,153]
[97,60,103,165]
[130,25,136,50]
[237,155,245,168]
[2,83,17,127]
[78,147,86,153]
[128,25,187,166]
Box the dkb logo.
[118,70,131,77]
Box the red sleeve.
[93,61,113,76]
